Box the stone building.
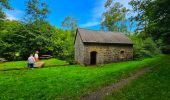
[74,28,133,65]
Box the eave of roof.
[76,28,133,45]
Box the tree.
[129,0,151,33]
[61,16,78,36]
[24,0,49,23]
[0,20,22,60]
[101,0,129,32]
[0,0,11,19]
[129,0,170,53]
[0,0,12,32]
[0,0,75,62]
[129,33,161,59]
[0,19,75,61]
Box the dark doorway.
[90,51,97,65]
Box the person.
[28,54,35,68]
[34,51,39,62]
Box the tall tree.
[0,0,11,19]
[129,0,170,53]
[101,0,129,32]
[0,0,12,31]
[24,0,49,23]
[61,16,78,36]
[129,0,151,33]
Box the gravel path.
[81,67,151,100]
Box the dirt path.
[81,67,151,100]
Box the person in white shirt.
[34,51,39,62]
[28,54,35,68]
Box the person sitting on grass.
[28,54,35,68]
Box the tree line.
[101,0,169,59]
[0,0,169,62]
[0,0,76,63]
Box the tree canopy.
[101,0,129,32]
[24,0,49,23]
[0,0,11,19]
[130,0,170,53]
[0,0,74,62]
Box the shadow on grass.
[0,64,70,72]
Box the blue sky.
[5,0,131,30]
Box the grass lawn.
[105,55,170,100]
[0,58,68,70]
[0,55,167,100]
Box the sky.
[5,0,131,30]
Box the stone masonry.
[83,43,133,65]
[74,28,133,65]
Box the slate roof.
[76,28,133,44]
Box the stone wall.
[74,32,85,65]
[83,43,133,65]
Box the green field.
[105,55,170,100]
[0,55,168,100]
[0,58,67,71]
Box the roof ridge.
[78,28,125,34]
[78,28,103,31]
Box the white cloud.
[80,0,106,28]
[5,9,24,20]
[80,21,100,27]
[6,13,17,20]
[80,0,131,28]
[92,0,106,20]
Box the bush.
[161,45,170,54]
[0,20,75,61]
[130,35,161,60]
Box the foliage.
[105,55,170,100]
[0,0,11,19]
[0,20,22,60]
[0,20,74,61]
[0,0,74,62]
[24,0,49,23]
[61,16,78,63]
[129,33,161,59]
[61,16,78,36]
[101,0,129,32]
[0,0,11,9]
[129,0,170,53]
[51,28,74,63]
[0,55,164,99]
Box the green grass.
[42,58,68,66]
[105,55,170,100]
[0,61,27,70]
[0,58,68,70]
[0,55,166,100]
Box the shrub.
[0,20,75,61]
[130,35,161,60]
